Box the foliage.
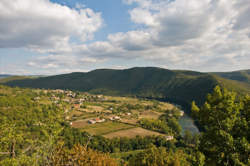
[0,86,64,165]
[192,86,250,166]
[128,145,192,166]
[50,144,118,166]
[139,118,175,135]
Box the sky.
[0,0,250,75]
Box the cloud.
[0,0,103,49]
[101,0,250,71]
[2,0,250,74]
[27,54,101,69]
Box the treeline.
[138,108,182,137]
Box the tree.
[128,145,191,166]
[192,86,250,166]
[50,144,118,166]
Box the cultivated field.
[80,121,135,135]
[103,127,166,138]
[59,92,181,138]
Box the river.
[179,114,199,135]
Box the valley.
[0,68,249,165]
[34,88,185,139]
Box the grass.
[103,127,166,139]
[80,121,135,135]
[139,111,163,119]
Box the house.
[110,116,121,121]
[96,118,105,123]
[179,111,184,116]
[88,120,96,124]
[34,97,40,101]
[165,136,174,141]
[88,118,105,124]
[97,95,103,98]
[74,104,80,109]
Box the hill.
[212,69,250,84]
[0,76,35,83]
[0,74,13,79]
[4,67,220,106]
[3,67,250,106]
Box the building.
[109,116,121,121]
[88,118,105,124]
[165,136,174,141]
[179,111,184,116]
[88,120,96,124]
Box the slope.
[4,67,218,105]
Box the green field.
[80,121,135,135]
[103,127,166,139]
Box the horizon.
[1,0,250,75]
[1,66,250,76]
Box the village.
[33,88,185,141]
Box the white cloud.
[0,0,103,49]
[103,0,250,71]
[27,54,101,69]
[2,0,250,74]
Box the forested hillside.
[212,70,250,84]
[4,67,220,105]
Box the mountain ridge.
[3,67,250,106]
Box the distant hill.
[212,70,250,84]
[3,67,250,106]
[0,74,13,79]
[0,76,37,83]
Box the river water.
[178,114,199,135]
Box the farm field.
[80,121,135,135]
[64,93,183,138]
[139,111,163,119]
[103,127,166,138]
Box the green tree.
[50,144,118,166]
[192,86,250,166]
[128,145,191,166]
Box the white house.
[165,136,174,141]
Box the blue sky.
[0,0,250,75]
[51,0,137,41]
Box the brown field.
[71,119,89,128]
[103,127,166,139]
[159,102,175,111]
[86,105,104,112]
[120,118,138,125]
[139,111,163,119]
